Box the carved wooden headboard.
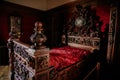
[67,35,100,50]
[62,5,101,50]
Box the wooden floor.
[0,65,98,80]
[0,65,100,80]
[0,64,119,80]
[0,66,9,80]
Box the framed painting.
[9,15,21,39]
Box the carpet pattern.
[0,66,9,80]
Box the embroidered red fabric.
[49,46,91,71]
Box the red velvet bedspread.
[49,46,91,71]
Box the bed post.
[7,38,15,80]
[7,27,20,80]
[7,21,51,80]
[8,39,51,80]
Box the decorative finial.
[30,21,47,49]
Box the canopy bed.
[7,5,101,80]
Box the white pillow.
[68,43,95,53]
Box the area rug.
[0,66,9,80]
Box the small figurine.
[30,21,47,49]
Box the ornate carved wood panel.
[107,7,117,63]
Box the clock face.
[75,17,86,27]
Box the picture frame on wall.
[9,15,22,39]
